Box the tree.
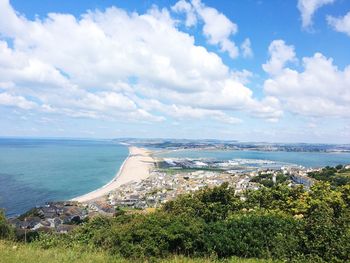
[0,209,14,240]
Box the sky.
[0,0,350,143]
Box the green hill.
[1,172,350,262]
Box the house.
[89,201,115,215]
[56,224,76,233]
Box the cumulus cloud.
[0,92,37,109]
[327,11,350,36]
[166,105,242,124]
[171,0,197,27]
[131,98,242,124]
[297,0,335,29]
[231,69,253,85]
[262,40,296,76]
[172,0,240,58]
[241,38,253,58]
[0,0,281,126]
[264,40,350,118]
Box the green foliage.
[299,183,350,262]
[52,213,206,259]
[10,180,350,262]
[17,208,43,220]
[205,212,303,259]
[163,183,242,222]
[0,240,129,263]
[244,184,305,213]
[0,209,15,240]
[250,173,289,187]
[308,165,350,187]
[0,241,280,263]
[15,229,40,243]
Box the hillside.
[0,241,278,263]
[1,170,350,262]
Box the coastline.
[72,146,155,203]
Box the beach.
[72,146,154,203]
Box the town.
[9,157,337,235]
[107,157,318,209]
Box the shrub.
[204,212,303,260]
[30,182,350,262]
[0,209,14,240]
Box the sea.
[1,139,350,217]
[0,138,128,217]
[158,149,350,168]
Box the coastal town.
[2,0,350,261]
[9,146,344,234]
[106,158,317,210]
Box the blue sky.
[0,0,350,142]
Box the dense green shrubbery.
[204,212,303,259]
[308,165,350,186]
[31,182,350,262]
[0,209,14,240]
[250,173,288,187]
[2,179,350,262]
[163,182,242,222]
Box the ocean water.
[2,139,350,217]
[158,149,350,168]
[0,138,128,217]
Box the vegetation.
[308,165,350,186]
[250,172,289,187]
[0,241,280,263]
[0,209,14,240]
[27,183,350,261]
[1,167,350,262]
[0,241,128,263]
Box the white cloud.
[194,1,238,58]
[262,40,296,76]
[171,0,197,27]
[297,0,336,29]
[0,92,37,109]
[231,69,253,85]
[0,0,281,126]
[264,40,350,118]
[135,99,242,124]
[248,96,283,123]
[172,0,240,58]
[327,11,350,36]
[167,105,242,124]
[241,38,253,58]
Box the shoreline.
[72,146,155,203]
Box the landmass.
[2,163,350,262]
[116,138,350,152]
[72,146,155,203]
[7,142,350,235]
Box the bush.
[302,199,350,261]
[0,209,14,240]
[74,213,206,258]
[204,212,303,259]
[30,182,350,262]
[163,183,243,222]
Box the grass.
[0,241,125,263]
[0,241,281,263]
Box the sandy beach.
[72,146,155,203]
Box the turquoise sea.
[0,138,128,217]
[1,139,350,217]
[158,149,350,168]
